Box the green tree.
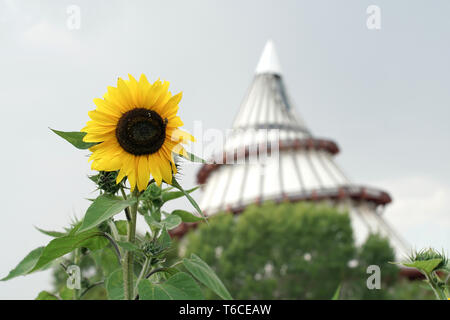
[342,233,398,299]
[183,202,355,299]
[182,201,429,299]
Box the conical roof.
[255,40,282,75]
[193,40,409,256]
[225,41,310,152]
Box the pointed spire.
[255,40,282,75]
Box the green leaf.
[114,220,128,235]
[138,272,204,300]
[105,269,124,300]
[171,178,206,221]
[59,286,74,300]
[30,231,107,272]
[35,226,66,238]
[50,128,98,150]
[331,284,341,300]
[145,183,162,200]
[183,254,232,300]
[161,186,199,203]
[35,291,59,300]
[99,247,121,276]
[144,212,181,231]
[158,227,172,251]
[159,267,180,279]
[1,247,44,281]
[78,194,136,233]
[180,151,206,163]
[162,214,182,230]
[117,241,140,252]
[144,212,163,229]
[67,222,82,236]
[151,207,162,222]
[171,210,203,223]
[403,259,443,274]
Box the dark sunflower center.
[116,108,167,155]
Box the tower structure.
[194,40,409,255]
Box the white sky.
[0,0,449,299]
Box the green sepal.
[50,128,98,150]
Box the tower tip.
[255,40,282,75]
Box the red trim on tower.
[197,138,339,184]
[169,185,392,239]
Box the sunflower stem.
[424,272,447,300]
[120,187,131,221]
[134,257,151,297]
[123,189,139,300]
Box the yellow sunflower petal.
[91,156,122,171]
[167,116,184,128]
[138,74,151,91]
[137,155,150,192]
[83,131,117,143]
[116,168,126,184]
[154,87,172,110]
[117,78,135,109]
[125,74,141,106]
[81,125,115,135]
[148,154,162,186]
[160,92,182,119]
[157,150,173,184]
[93,98,122,117]
[167,128,195,143]
[127,163,137,192]
[143,80,161,108]
[106,86,132,113]
[88,144,122,161]
[88,110,119,125]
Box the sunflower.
[81,74,194,192]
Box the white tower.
[194,41,409,256]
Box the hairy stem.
[123,189,139,300]
[121,187,131,221]
[425,272,447,300]
[134,257,151,296]
[101,232,122,264]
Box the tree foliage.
[184,202,355,299]
[182,201,426,299]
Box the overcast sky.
[0,0,449,299]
